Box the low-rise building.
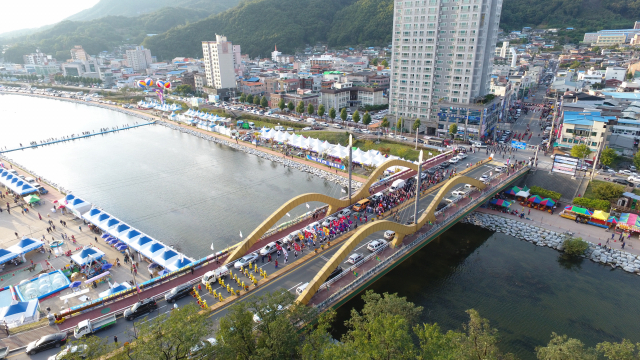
[557,111,615,152]
[269,89,319,110]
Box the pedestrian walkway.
[0,323,59,350]
[476,207,640,256]
[0,123,152,154]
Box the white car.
[347,253,364,264]
[49,345,88,360]
[451,190,466,197]
[302,127,312,131]
[367,239,388,252]
[384,230,396,240]
[322,216,337,227]
[449,158,459,164]
[253,304,284,323]
[619,170,638,176]
[337,208,352,217]
[480,174,490,181]
[456,153,467,159]
[495,166,505,172]
[234,252,259,269]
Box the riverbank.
[0,90,366,188]
[464,211,640,275]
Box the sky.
[0,0,100,35]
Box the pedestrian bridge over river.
[218,157,529,312]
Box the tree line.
[59,289,640,360]
[0,73,44,81]
[54,75,103,85]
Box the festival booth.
[71,247,106,266]
[0,299,40,328]
[64,197,92,218]
[618,213,640,235]
[0,249,19,265]
[504,186,521,196]
[560,205,593,222]
[0,170,38,195]
[515,186,531,200]
[489,199,512,209]
[140,242,165,261]
[166,257,192,272]
[98,282,132,298]
[7,238,44,260]
[589,210,609,227]
[153,249,180,268]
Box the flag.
[341,188,346,193]
[239,231,243,238]
[306,203,310,208]
[137,283,142,293]
[286,213,291,217]
[354,271,358,277]
[210,243,214,251]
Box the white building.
[605,66,627,81]
[23,51,53,66]
[577,69,604,85]
[125,46,153,72]
[271,45,282,63]
[202,35,241,89]
[389,0,503,133]
[70,46,89,61]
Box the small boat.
[50,240,64,248]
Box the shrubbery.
[572,197,610,211]
[563,237,589,256]
[530,186,561,200]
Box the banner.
[510,140,527,149]
[306,155,346,170]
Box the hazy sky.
[0,0,100,34]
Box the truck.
[74,315,117,338]
[201,265,229,286]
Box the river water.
[0,94,342,256]
[3,95,639,356]
[334,223,640,359]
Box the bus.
[424,136,450,147]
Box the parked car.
[612,178,631,186]
[234,252,259,269]
[124,298,158,321]
[26,333,68,355]
[347,253,364,264]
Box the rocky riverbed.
[464,212,640,275]
[157,121,363,190]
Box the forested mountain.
[2,7,210,63]
[5,0,640,64]
[65,0,240,21]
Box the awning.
[591,210,609,221]
[0,249,19,264]
[152,249,180,268]
[70,247,105,266]
[7,238,44,255]
[165,257,192,272]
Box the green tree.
[381,117,390,134]
[413,118,421,132]
[569,60,581,69]
[449,123,458,139]
[596,339,640,360]
[352,110,360,124]
[396,117,404,135]
[318,104,325,117]
[238,92,246,103]
[362,111,372,126]
[278,98,285,111]
[593,182,624,200]
[633,151,640,170]
[329,107,336,122]
[288,101,295,112]
[571,144,592,159]
[340,108,348,122]
[563,237,590,257]
[307,103,315,115]
[536,333,597,360]
[59,335,116,360]
[381,59,388,67]
[591,46,601,53]
[260,96,269,108]
[296,100,305,114]
[124,303,214,360]
[246,94,254,104]
[371,58,378,66]
[253,94,261,106]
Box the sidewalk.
[476,207,640,256]
[0,324,59,350]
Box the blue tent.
[8,238,43,255]
[0,299,39,326]
[70,247,105,266]
[99,283,131,298]
[153,249,179,267]
[166,257,192,272]
[0,249,19,264]
[130,236,154,252]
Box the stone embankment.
[464,212,640,275]
[157,121,363,189]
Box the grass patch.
[9,317,48,335]
[299,131,440,161]
[241,118,306,130]
[583,179,607,199]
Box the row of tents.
[82,208,193,271]
[0,169,38,195]
[0,238,45,265]
[260,129,399,167]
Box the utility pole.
[413,150,423,228]
[348,134,352,202]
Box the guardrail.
[318,243,389,290]
[368,150,453,190]
[315,165,529,310]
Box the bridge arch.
[296,174,486,304]
[224,159,420,264]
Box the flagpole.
[414,150,423,230]
[348,135,353,202]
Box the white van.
[248,122,256,129]
[201,266,229,286]
[274,125,285,131]
[296,282,309,295]
[371,192,384,201]
[390,179,405,192]
[306,118,316,124]
[470,140,487,148]
[367,239,388,252]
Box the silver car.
[234,252,259,269]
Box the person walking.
[114,335,118,344]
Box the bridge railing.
[315,165,529,310]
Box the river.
[334,223,640,359]
[0,94,342,256]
